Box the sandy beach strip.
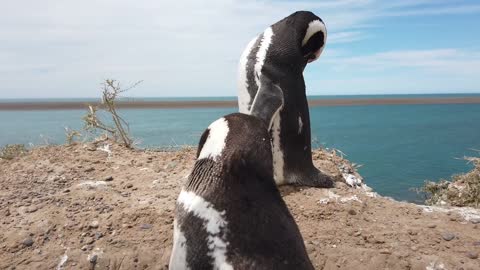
[1,97,480,110]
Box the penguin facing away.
[238,11,333,187]
[169,113,314,270]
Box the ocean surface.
[1,94,480,203]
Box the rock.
[88,254,98,264]
[471,218,480,224]
[140,224,152,230]
[380,249,392,254]
[427,224,437,228]
[84,237,94,245]
[63,189,70,193]
[348,209,357,215]
[125,184,133,189]
[94,232,103,240]
[466,251,478,259]
[374,237,386,244]
[442,232,455,241]
[104,176,114,182]
[85,143,97,151]
[89,221,99,229]
[22,237,34,247]
[25,206,38,213]
[84,167,95,172]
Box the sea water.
[1,96,479,202]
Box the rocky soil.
[1,142,479,270]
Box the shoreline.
[1,96,480,110]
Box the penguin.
[237,11,333,187]
[169,112,314,270]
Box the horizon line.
[2,96,480,111]
[1,92,480,100]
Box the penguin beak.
[305,48,324,64]
[304,53,317,64]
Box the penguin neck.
[185,156,275,196]
[184,158,225,194]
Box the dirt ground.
[1,142,479,270]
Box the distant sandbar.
[1,97,480,110]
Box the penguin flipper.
[249,75,284,129]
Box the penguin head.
[196,113,273,178]
[286,11,327,64]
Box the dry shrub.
[421,156,480,207]
[0,144,28,160]
[83,79,141,148]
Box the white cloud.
[324,49,480,75]
[0,0,479,97]
[306,48,480,94]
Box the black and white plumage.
[169,113,313,270]
[238,11,333,187]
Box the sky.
[1,0,480,98]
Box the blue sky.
[1,0,480,98]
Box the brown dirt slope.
[0,142,479,270]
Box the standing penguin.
[238,11,333,187]
[169,113,314,270]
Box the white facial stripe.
[198,118,229,161]
[177,190,233,270]
[254,27,274,90]
[302,20,327,46]
[298,116,303,134]
[238,36,258,113]
[169,220,190,270]
[271,115,285,184]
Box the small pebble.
[471,218,480,224]
[84,237,94,245]
[442,232,455,241]
[89,221,99,229]
[466,251,478,259]
[126,184,133,189]
[104,176,114,182]
[26,206,38,213]
[140,224,152,230]
[94,232,103,240]
[88,254,98,264]
[427,224,437,229]
[380,249,392,254]
[22,237,34,247]
[348,209,357,215]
